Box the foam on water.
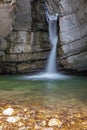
[20,72,69,81]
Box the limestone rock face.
[14,0,31,30]
[46,0,87,72]
[0,3,14,38]
[0,0,50,74]
[58,0,87,72]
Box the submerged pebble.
[3,108,14,116]
[41,120,46,126]
[0,103,87,130]
[7,116,20,123]
[42,127,53,130]
[48,118,62,127]
[19,127,28,130]
[0,126,2,130]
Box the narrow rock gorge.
[0,0,87,74]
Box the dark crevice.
[5,49,50,55]
[0,58,47,64]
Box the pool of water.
[0,74,87,110]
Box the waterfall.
[46,9,58,74]
[20,3,69,80]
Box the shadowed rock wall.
[0,0,50,74]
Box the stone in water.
[3,108,14,116]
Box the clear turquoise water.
[0,74,87,109]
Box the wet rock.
[42,127,53,130]
[82,121,87,128]
[6,116,20,123]
[34,124,42,129]
[0,102,87,129]
[70,121,75,125]
[17,122,25,127]
[0,126,2,130]
[48,118,62,127]
[18,127,28,130]
[82,121,87,125]
[41,120,46,126]
[3,108,14,116]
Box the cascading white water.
[46,10,58,74]
[19,3,69,80]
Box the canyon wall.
[0,0,50,74]
[58,0,87,73]
[46,0,87,73]
[0,0,87,74]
